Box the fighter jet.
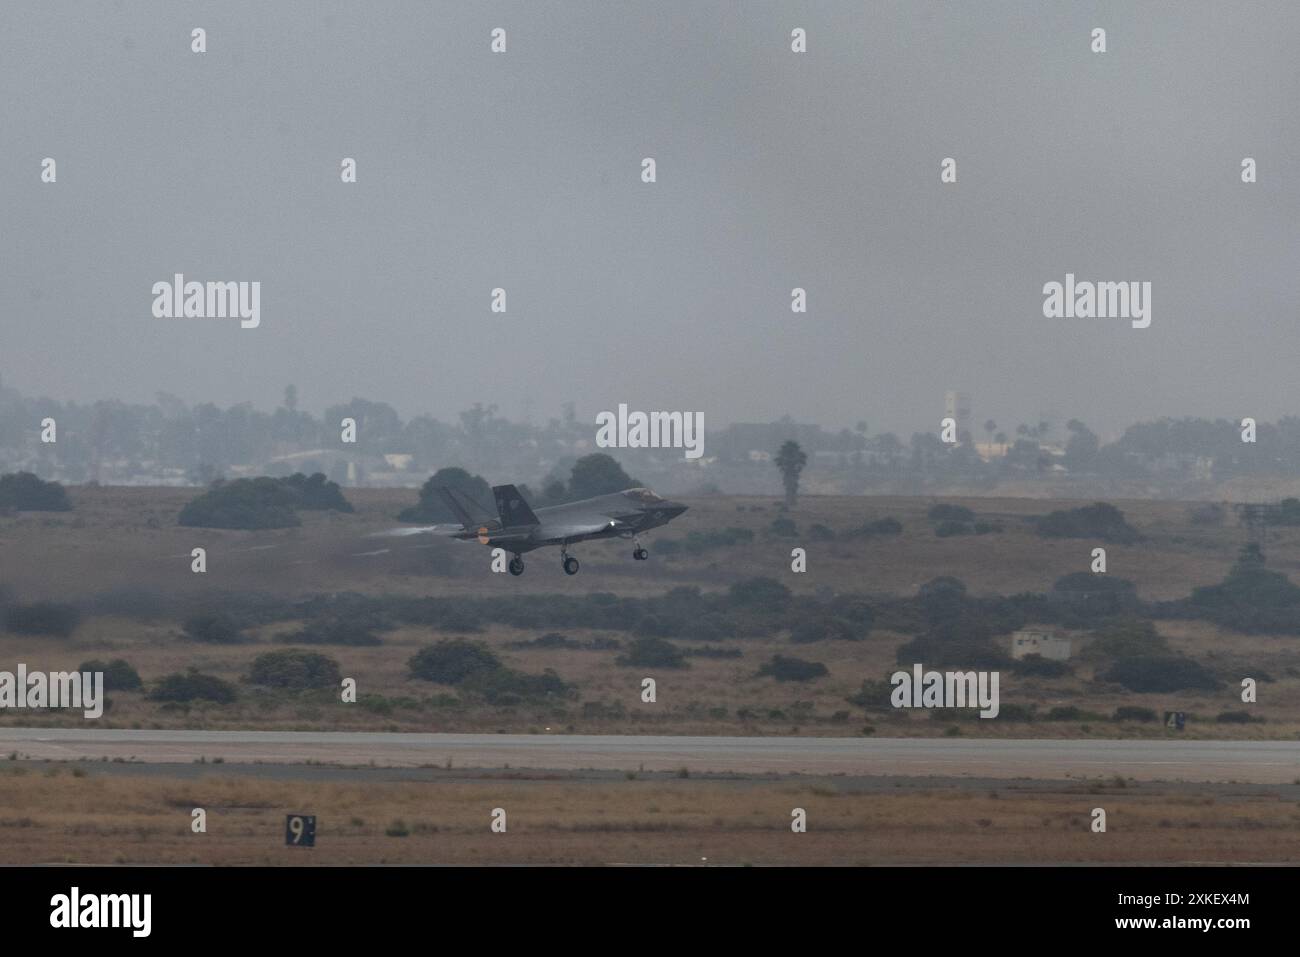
[379,484,688,575]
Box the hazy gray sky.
[3,1,1297,440]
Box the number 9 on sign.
[286,814,316,847]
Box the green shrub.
[398,468,492,522]
[1102,655,1220,692]
[1036,502,1142,543]
[1112,705,1158,722]
[182,612,243,644]
[149,670,237,704]
[842,517,902,538]
[1044,706,1104,721]
[408,640,503,685]
[727,577,792,611]
[1009,654,1071,677]
[247,650,341,690]
[757,654,828,682]
[177,477,301,529]
[279,472,353,512]
[276,617,382,646]
[994,703,1037,722]
[468,667,571,704]
[617,637,687,669]
[846,679,894,711]
[928,504,975,523]
[4,601,80,637]
[78,659,142,692]
[1087,619,1167,658]
[789,617,859,643]
[0,472,71,511]
[768,517,798,537]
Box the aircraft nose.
[664,502,689,518]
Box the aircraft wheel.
[508,556,525,576]
[563,556,580,575]
[633,547,648,561]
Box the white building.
[1010,629,1071,661]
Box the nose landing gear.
[561,545,580,575]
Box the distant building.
[1010,629,1071,661]
[944,390,972,443]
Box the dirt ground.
[1,762,1295,866]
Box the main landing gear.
[561,546,580,575]
[508,555,525,576]
[632,538,649,561]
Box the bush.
[247,650,342,690]
[843,517,903,538]
[408,640,503,685]
[4,601,80,637]
[276,617,382,647]
[618,637,688,669]
[0,472,71,511]
[928,504,975,523]
[1050,574,1140,619]
[182,612,243,644]
[1187,503,1225,526]
[1215,710,1264,724]
[727,577,792,612]
[1036,502,1142,543]
[149,670,237,704]
[1009,654,1071,677]
[758,654,828,682]
[846,679,894,711]
[398,468,492,522]
[279,472,353,512]
[178,477,302,529]
[679,613,739,641]
[1112,705,1158,722]
[1087,619,1167,659]
[994,703,1037,722]
[467,667,571,704]
[1101,655,1220,692]
[1044,706,1104,722]
[78,659,143,692]
[1186,550,1300,633]
[789,617,859,643]
[808,523,836,541]
[768,517,798,538]
[656,527,754,557]
[934,521,971,537]
[896,634,1008,669]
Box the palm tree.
[774,441,808,509]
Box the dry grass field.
[1,762,1295,866]
[1,486,1299,737]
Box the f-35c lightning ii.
[379,484,688,576]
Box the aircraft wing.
[539,520,622,540]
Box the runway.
[0,729,1295,782]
